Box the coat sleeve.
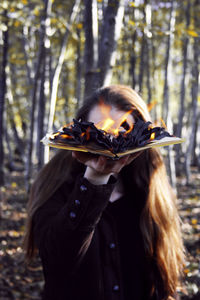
[33,174,116,277]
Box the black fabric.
[33,172,166,300]
[106,196,148,300]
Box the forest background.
[0,0,200,299]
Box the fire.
[95,102,133,136]
[150,132,155,140]
[60,134,73,139]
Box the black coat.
[33,172,167,300]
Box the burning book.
[41,118,184,159]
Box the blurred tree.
[36,0,52,171]
[185,0,200,184]
[84,0,125,95]
[25,0,51,189]
[175,0,191,174]
[83,0,98,98]
[162,0,177,188]
[0,9,8,186]
[44,0,81,164]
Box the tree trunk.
[83,0,98,98]
[138,0,148,94]
[138,36,146,94]
[47,0,81,133]
[162,0,176,189]
[191,117,199,166]
[37,60,46,170]
[44,0,81,164]
[145,38,151,104]
[6,65,25,159]
[0,10,8,186]
[197,115,200,170]
[162,0,175,122]
[185,0,199,184]
[75,27,82,108]
[25,0,50,189]
[175,0,190,174]
[145,3,152,104]
[129,31,137,89]
[92,0,125,88]
[22,25,34,87]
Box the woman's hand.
[72,151,142,185]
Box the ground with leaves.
[0,168,200,300]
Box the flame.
[60,134,73,139]
[125,122,134,135]
[95,102,133,136]
[150,132,155,140]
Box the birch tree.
[185,0,200,184]
[175,0,190,173]
[162,0,177,188]
[0,10,8,186]
[44,0,81,163]
[83,0,98,98]
[92,0,125,89]
[36,0,52,170]
[25,0,50,189]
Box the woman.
[24,85,185,300]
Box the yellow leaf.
[14,20,21,27]
[186,29,198,37]
[129,2,136,7]
[97,0,102,2]
[14,113,22,128]
[157,31,164,36]
[11,182,17,188]
[191,218,198,225]
[22,0,28,4]
[77,23,83,30]
[8,230,20,237]
[128,20,135,26]
[10,7,15,12]
[198,96,200,103]
[33,8,40,16]
[51,18,58,24]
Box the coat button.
[80,184,87,192]
[113,285,119,292]
[69,211,76,219]
[109,243,116,249]
[75,199,80,205]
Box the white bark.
[44,0,81,163]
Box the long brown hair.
[23,85,185,299]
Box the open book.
[41,119,185,159]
